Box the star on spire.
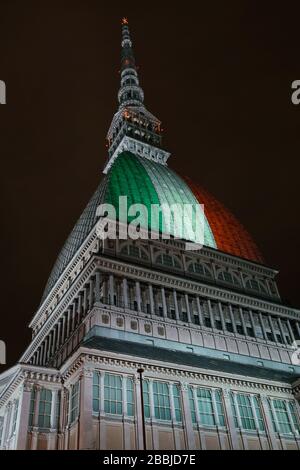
[122,17,128,25]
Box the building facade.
[1,19,300,451]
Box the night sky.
[1,0,300,371]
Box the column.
[79,368,94,449]
[66,309,71,338]
[179,383,195,449]
[222,388,239,450]
[268,317,277,342]
[148,285,155,315]
[228,305,237,334]
[95,271,101,303]
[207,300,215,329]
[83,287,88,316]
[43,338,48,365]
[260,395,278,450]
[61,315,66,345]
[196,297,204,326]
[136,281,142,312]
[134,376,145,450]
[109,275,114,305]
[123,278,129,309]
[71,303,77,332]
[287,320,295,343]
[122,376,131,450]
[173,290,180,321]
[56,321,62,349]
[239,308,247,336]
[89,278,94,310]
[161,288,168,318]
[259,313,268,341]
[249,310,257,338]
[51,327,57,356]
[278,318,287,345]
[185,295,192,323]
[1,404,10,449]
[218,303,226,332]
[77,294,83,325]
[3,403,12,448]
[99,371,106,449]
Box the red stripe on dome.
[184,176,264,264]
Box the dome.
[41,151,263,302]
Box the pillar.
[79,367,94,449]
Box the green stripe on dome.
[138,157,217,248]
[105,151,162,232]
[105,151,217,247]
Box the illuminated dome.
[42,151,263,302]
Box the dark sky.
[1,0,300,371]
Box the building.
[1,18,300,451]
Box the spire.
[118,18,144,108]
[103,19,171,174]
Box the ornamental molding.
[60,349,292,396]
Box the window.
[230,392,265,432]
[218,270,240,286]
[153,381,171,421]
[93,372,101,413]
[268,399,300,435]
[104,374,122,415]
[38,389,52,428]
[70,382,79,424]
[245,279,268,295]
[28,389,36,427]
[120,244,148,260]
[156,253,181,269]
[189,387,225,427]
[188,262,212,278]
[127,378,134,417]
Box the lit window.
[143,380,151,419]
[104,374,122,415]
[28,389,36,427]
[38,389,52,428]
[189,387,225,427]
[70,382,79,424]
[230,392,265,432]
[127,378,134,417]
[268,399,300,435]
[153,381,171,421]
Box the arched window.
[156,253,182,269]
[245,278,268,295]
[217,270,241,286]
[120,243,149,261]
[188,262,212,278]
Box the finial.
[122,17,128,25]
